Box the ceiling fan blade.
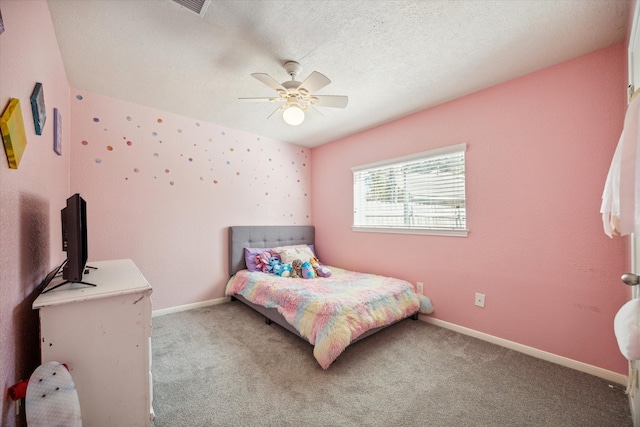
[308,106,324,117]
[266,105,284,120]
[251,73,287,92]
[238,97,283,103]
[313,95,348,108]
[298,71,331,94]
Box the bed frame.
[228,225,417,345]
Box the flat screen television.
[61,193,88,282]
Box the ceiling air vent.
[170,0,211,17]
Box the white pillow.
[614,299,640,360]
[272,245,315,264]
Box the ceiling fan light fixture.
[283,104,305,126]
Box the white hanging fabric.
[601,91,640,237]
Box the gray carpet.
[151,302,632,427]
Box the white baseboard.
[152,297,230,317]
[420,315,628,386]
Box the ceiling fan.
[239,61,348,126]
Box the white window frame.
[352,143,468,237]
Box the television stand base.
[42,280,96,294]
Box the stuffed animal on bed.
[309,257,332,278]
[290,259,302,278]
[254,251,272,273]
[268,256,281,274]
[301,261,315,279]
[279,263,292,277]
[316,265,332,278]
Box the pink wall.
[311,44,630,374]
[70,91,311,310]
[0,1,71,425]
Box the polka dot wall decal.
[106,146,113,151]
[165,169,170,173]
[195,123,200,127]
[82,140,88,145]
[177,129,182,133]
[154,153,159,157]
[158,118,163,123]
[126,116,132,121]
[93,118,100,122]
[134,168,139,173]
[221,131,225,135]
[214,180,218,184]
[170,181,174,186]
[76,95,83,100]
[95,159,102,163]
[126,141,132,146]
[152,132,158,136]
[188,158,193,162]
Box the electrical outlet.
[416,282,424,295]
[475,293,485,308]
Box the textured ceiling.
[46,0,629,148]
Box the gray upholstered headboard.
[228,225,315,276]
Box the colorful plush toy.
[290,259,302,278]
[279,263,292,277]
[316,265,332,278]
[301,261,315,279]
[309,257,332,278]
[267,256,281,274]
[254,251,272,273]
[309,257,320,276]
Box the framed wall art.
[53,107,62,155]
[30,82,45,135]
[1,99,28,169]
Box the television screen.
[61,193,88,282]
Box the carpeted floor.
[150,301,632,427]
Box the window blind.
[352,143,467,236]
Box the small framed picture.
[30,83,46,135]
[53,108,61,155]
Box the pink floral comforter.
[225,267,420,369]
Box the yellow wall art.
[1,98,28,169]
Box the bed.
[225,225,422,369]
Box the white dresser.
[33,259,153,426]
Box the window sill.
[352,226,468,237]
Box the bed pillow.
[244,247,272,272]
[272,244,316,264]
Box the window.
[352,143,467,236]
